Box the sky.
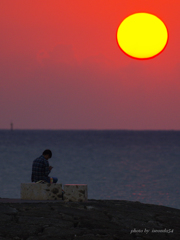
[0,0,180,130]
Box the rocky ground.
[0,199,179,240]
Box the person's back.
[31,149,58,183]
[31,154,50,182]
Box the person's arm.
[49,166,53,171]
[44,160,50,177]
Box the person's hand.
[49,166,53,171]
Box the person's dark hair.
[43,149,52,158]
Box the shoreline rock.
[0,199,179,240]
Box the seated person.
[31,149,58,183]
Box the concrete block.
[64,184,88,202]
[21,183,62,200]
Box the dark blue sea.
[0,130,180,209]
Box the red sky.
[0,0,180,130]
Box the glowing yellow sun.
[117,13,168,59]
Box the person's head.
[42,149,52,160]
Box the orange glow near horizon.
[117,13,168,59]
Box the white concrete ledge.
[64,184,88,202]
[21,183,62,200]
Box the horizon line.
[0,128,180,131]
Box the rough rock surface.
[0,199,179,240]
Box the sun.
[117,13,168,59]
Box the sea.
[0,130,180,209]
